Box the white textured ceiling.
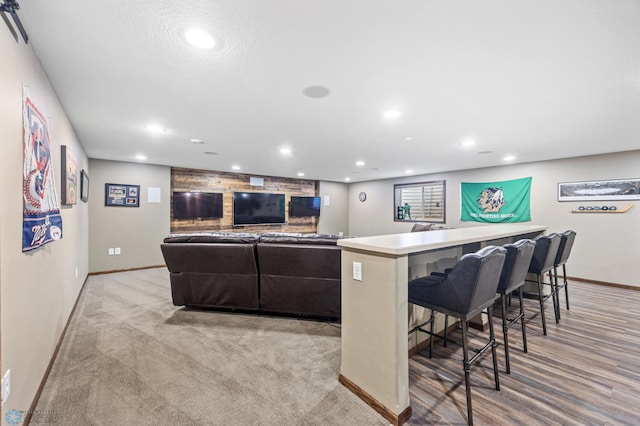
[16,0,640,182]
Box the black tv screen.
[290,196,321,217]
[233,192,285,225]
[173,192,223,220]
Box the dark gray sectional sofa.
[160,232,343,320]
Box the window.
[394,180,446,223]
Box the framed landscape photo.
[80,169,89,202]
[558,178,640,202]
[105,183,140,207]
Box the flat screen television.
[290,196,321,217]
[173,191,223,220]
[233,192,285,225]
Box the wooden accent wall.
[170,167,318,234]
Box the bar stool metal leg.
[549,270,560,323]
[518,287,528,353]
[500,294,511,374]
[488,306,500,392]
[429,310,435,358]
[444,315,449,347]
[563,264,570,310]
[536,274,548,335]
[461,322,473,426]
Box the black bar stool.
[408,245,506,425]
[553,230,576,320]
[496,239,535,374]
[526,233,562,336]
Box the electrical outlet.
[108,248,114,255]
[114,247,121,255]
[2,369,10,406]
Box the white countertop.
[337,224,547,256]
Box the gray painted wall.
[348,151,640,287]
[3,23,637,418]
[318,181,350,236]
[88,159,170,273]
[1,32,89,417]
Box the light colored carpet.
[34,268,389,425]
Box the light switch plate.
[353,262,362,281]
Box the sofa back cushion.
[163,232,259,244]
[161,241,258,274]
[259,233,340,246]
[257,239,341,318]
[257,243,341,278]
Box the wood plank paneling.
[170,167,318,234]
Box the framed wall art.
[80,169,89,202]
[105,183,140,207]
[558,178,640,202]
[60,145,77,205]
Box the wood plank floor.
[407,281,640,425]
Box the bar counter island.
[337,224,548,425]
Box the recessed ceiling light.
[404,137,413,141]
[406,169,413,174]
[185,28,216,49]
[280,147,292,155]
[297,172,305,177]
[302,85,331,99]
[135,154,147,161]
[231,165,240,170]
[344,177,351,182]
[355,160,365,167]
[383,110,402,119]
[190,139,205,144]
[462,138,476,148]
[145,124,166,134]
[503,155,516,162]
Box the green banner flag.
[460,177,532,223]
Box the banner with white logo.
[460,177,532,223]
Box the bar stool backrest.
[554,230,576,267]
[498,239,536,294]
[528,233,561,274]
[446,245,506,317]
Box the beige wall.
[318,181,350,236]
[88,159,170,273]
[1,31,89,417]
[349,151,640,287]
